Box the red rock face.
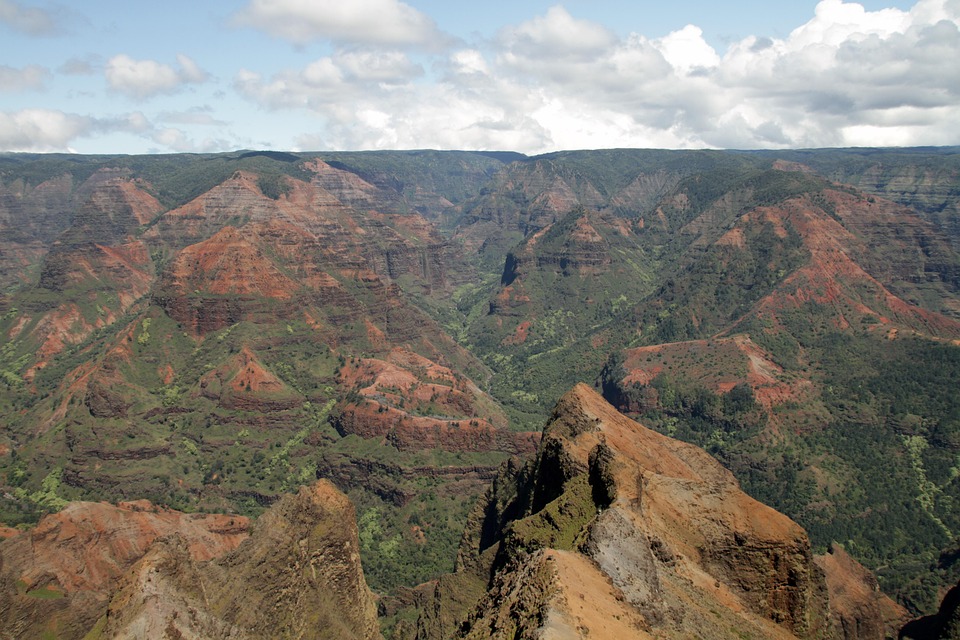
[454,160,611,255]
[2,500,249,593]
[18,176,162,375]
[146,171,283,247]
[89,480,382,640]
[739,192,960,339]
[151,171,464,338]
[815,543,909,639]
[0,499,249,638]
[619,335,812,411]
[0,174,76,288]
[0,482,383,640]
[333,400,539,455]
[333,348,538,455]
[607,186,960,436]
[167,225,300,300]
[198,345,304,411]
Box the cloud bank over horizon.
[0,0,957,154]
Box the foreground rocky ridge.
[409,384,907,640]
[0,386,912,639]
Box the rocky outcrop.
[330,348,540,455]
[8,176,162,374]
[815,543,908,639]
[316,451,500,506]
[823,160,960,253]
[426,384,847,639]
[0,481,381,640]
[499,207,639,286]
[91,480,382,640]
[0,499,249,639]
[197,345,304,411]
[305,158,400,210]
[455,160,607,256]
[332,400,538,456]
[0,173,75,288]
[606,334,811,416]
[37,177,160,293]
[738,192,960,338]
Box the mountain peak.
[449,384,862,638]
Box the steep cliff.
[416,384,903,640]
[815,543,908,639]
[412,385,833,638]
[0,481,381,640]
[7,173,162,377]
[901,578,960,639]
[0,499,249,639]
[90,480,382,640]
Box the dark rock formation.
[901,580,960,639]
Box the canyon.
[0,146,959,636]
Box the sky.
[0,0,957,155]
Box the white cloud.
[789,0,911,48]
[654,25,720,73]
[233,0,448,48]
[450,50,489,76]
[0,0,63,36]
[334,50,423,83]
[59,55,99,76]
[148,127,232,153]
[10,0,958,155]
[176,53,210,84]
[233,49,424,114]
[105,54,210,100]
[0,107,236,153]
[0,109,93,151]
[0,64,49,91]
[498,6,617,60]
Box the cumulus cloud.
[334,50,423,83]
[240,1,959,152]
[233,0,449,48]
[0,0,64,36]
[105,54,210,100]
[0,107,233,153]
[0,64,49,91]
[8,0,960,154]
[148,127,233,153]
[498,6,617,61]
[0,109,93,151]
[233,49,422,113]
[654,25,720,73]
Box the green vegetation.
[505,474,596,552]
[2,146,960,620]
